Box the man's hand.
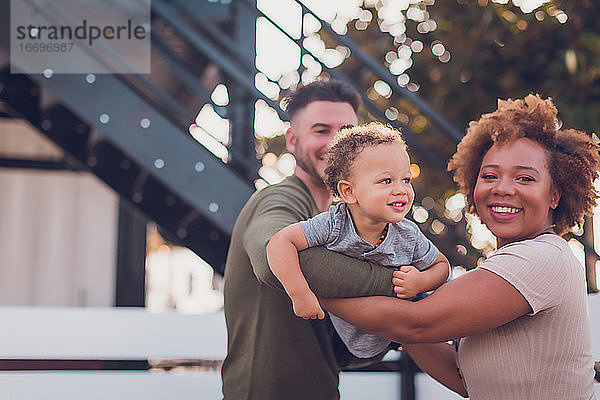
[292,290,326,319]
[392,266,426,299]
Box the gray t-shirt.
[300,202,439,358]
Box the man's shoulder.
[249,176,310,202]
[240,176,316,219]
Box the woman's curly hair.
[325,122,406,196]
[448,94,600,235]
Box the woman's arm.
[320,267,531,343]
[403,343,468,397]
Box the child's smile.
[339,142,414,242]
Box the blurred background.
[0,0,598,398]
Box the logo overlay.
[11,0,150,74]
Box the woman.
[320,94,598,399]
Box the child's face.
[342,142,414,224]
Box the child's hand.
[292,291,325,320]
[392,266,425,299]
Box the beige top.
[457,234,596,400]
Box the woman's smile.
[474,138,559,248]
[488,204,523,220]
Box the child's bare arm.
[392,253,450,299]
[266,223,325,319]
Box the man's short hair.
[282,79,361,120]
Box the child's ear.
[337,180,356,204]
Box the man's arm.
[299,247,395,297]
[242,190,394,298]
[403,343,468,397]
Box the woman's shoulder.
[487,233,580,277]
[496,233,567,257]
[483,234,582,314]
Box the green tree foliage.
[320,0,600,200]
[303,0,600,270]
[259,1,599,270]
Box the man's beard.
[294,142,326,187]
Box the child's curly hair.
[325,122,406,196]
[448,94,600,235]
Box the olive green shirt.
[221,175,395,400]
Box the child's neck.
[347,207,388,247]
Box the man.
[221,80,396,400]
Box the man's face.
[286,101,358,187]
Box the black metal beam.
[399,351,418,400]
[0,359,149,371]
[115,200,147,307]
[227,0,259,182]
[0,157,76,171]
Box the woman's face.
[474,138,559,248]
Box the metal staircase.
[0,0,262,274]
[4,0,579,280]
